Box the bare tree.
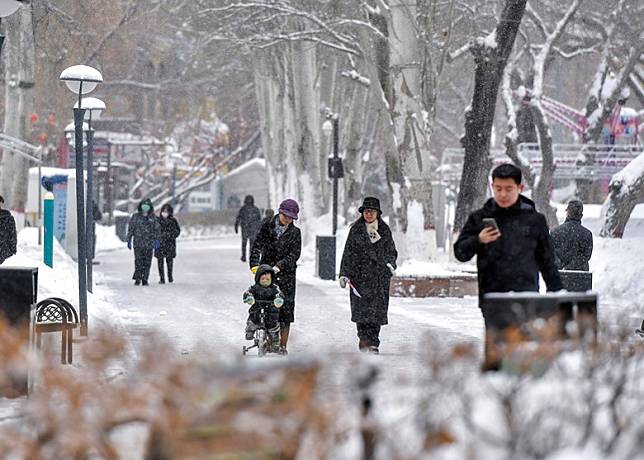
[453,0,528,232]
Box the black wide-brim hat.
[358,196,381,214]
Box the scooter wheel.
[242,347,247,355]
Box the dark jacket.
[0,209,17,263]
[550,218,593,271]
[244,264,284,305]
[127,199,160,251]
[454,195,562,305]
[340,217,398,325]
[155,215,181,259]
[235,196,262,237]
[244,264,283,326]
[249,216,302,311]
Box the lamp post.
[322,108,343,236]
[74,97,105,294]
[59,64,103,337]
[316,108,343,281]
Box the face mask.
[141,204,151,213]
[259,276,271,287]
[161,211,169,218]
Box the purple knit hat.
[278,198,300,220]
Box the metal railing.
[438,143,643,181]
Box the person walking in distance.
[127,198,160,286]
[0,195,17,265]
[454,164,562,370]
[550,199,593,271]
[155,203,181,284]
[235,195,262,262]
[249,199,302,355]
[339,197,398,354]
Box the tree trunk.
[453,0,528,232]
[600,152,644,238]
[10,3,36,213]
[0,13,22,205]
[530,102,557,227]
[388,0,436,260]
[291,39,324,223]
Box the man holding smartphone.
[454,164,562,368]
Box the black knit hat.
[358,197,381,214]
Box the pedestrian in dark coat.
[249,198,302,355]
[235,195,262,262]
[155,203,181,284]
[454,164,562,370]
[0,195,17,265]
[550,200,593,271]
[339,197,398,354]
[127,198,160,286]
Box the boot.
[142,279,149,286]
[134,280,141,286]
[358,339,369,352]
[167,259,174,283]
[158,258,165,284]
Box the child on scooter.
[243,264,284,350]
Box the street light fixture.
[59,64,103,337]
[74,97,106,294]
[322,108,343,236]
[0,0,22,18]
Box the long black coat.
[249,216,301,322]
[340,217,398,325]
[127,200,160,252]
[235,203,262,238]
[155,216,181,259]
[454,195,562,305]
[0,209,17,263]
[550,218,593,271]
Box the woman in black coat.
[155,203,181,284]
[249,199,302,355]
[339,197,398,353]
[127,198,160,286]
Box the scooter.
[243,300,279,357]
[636,320,644,338]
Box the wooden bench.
[33,298,79,364]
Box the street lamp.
[59,64,103,337]
[322,108,343,236]
[314,108,344,281]
[74,97,105,294]
[0,0,22,18]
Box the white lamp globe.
[59,65,103,95]
[74,97,106,120]
[0,0,21,18]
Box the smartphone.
[482,218,499,231]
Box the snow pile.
[95,224,127,252]
[591,237,644,313]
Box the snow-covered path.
[95,235,483,369]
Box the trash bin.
[316,235,336,280]
[115,214,129,242]
[0,267,38,397]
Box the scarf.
[365,220,381,244]
[274,219,288,239]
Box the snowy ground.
[2,219,644,458]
